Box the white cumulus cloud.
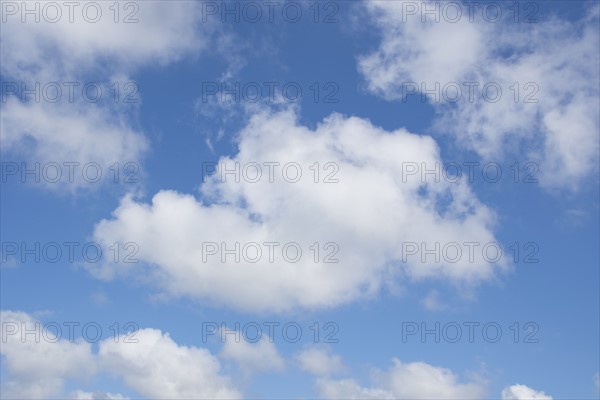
[0,310,97,399]
[501,383,553,399]
[91,107,507,313]
[0,310,240,399]
[296,346,345,376]
[0,99,149,189]
[0,1,229,189]
[358,1,600,190]
[1,1,213,81]
[99,328,240,399]
[219,329,285,374]
[70,390,128,400]
[317,357,486,399]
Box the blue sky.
[1,1,599,399]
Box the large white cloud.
[0,99,149,189]
[0,310,240,399]
[99,328,240,399]
[1,1,212,81]
[0,1,225,189]
[358,1,600,189]
[316,357,487,399]
[91,107,507,313]
[0,310,97,399]
[501,384,553,399]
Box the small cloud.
[32,309,54,319]
[0,255,18,269]
[71,390,128,399]
[501,384,552,399]
[295,346,345,377]
[556,208,589,228]
[219,329,285,376]
[90,290,110,306]
[422,290,447,311]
